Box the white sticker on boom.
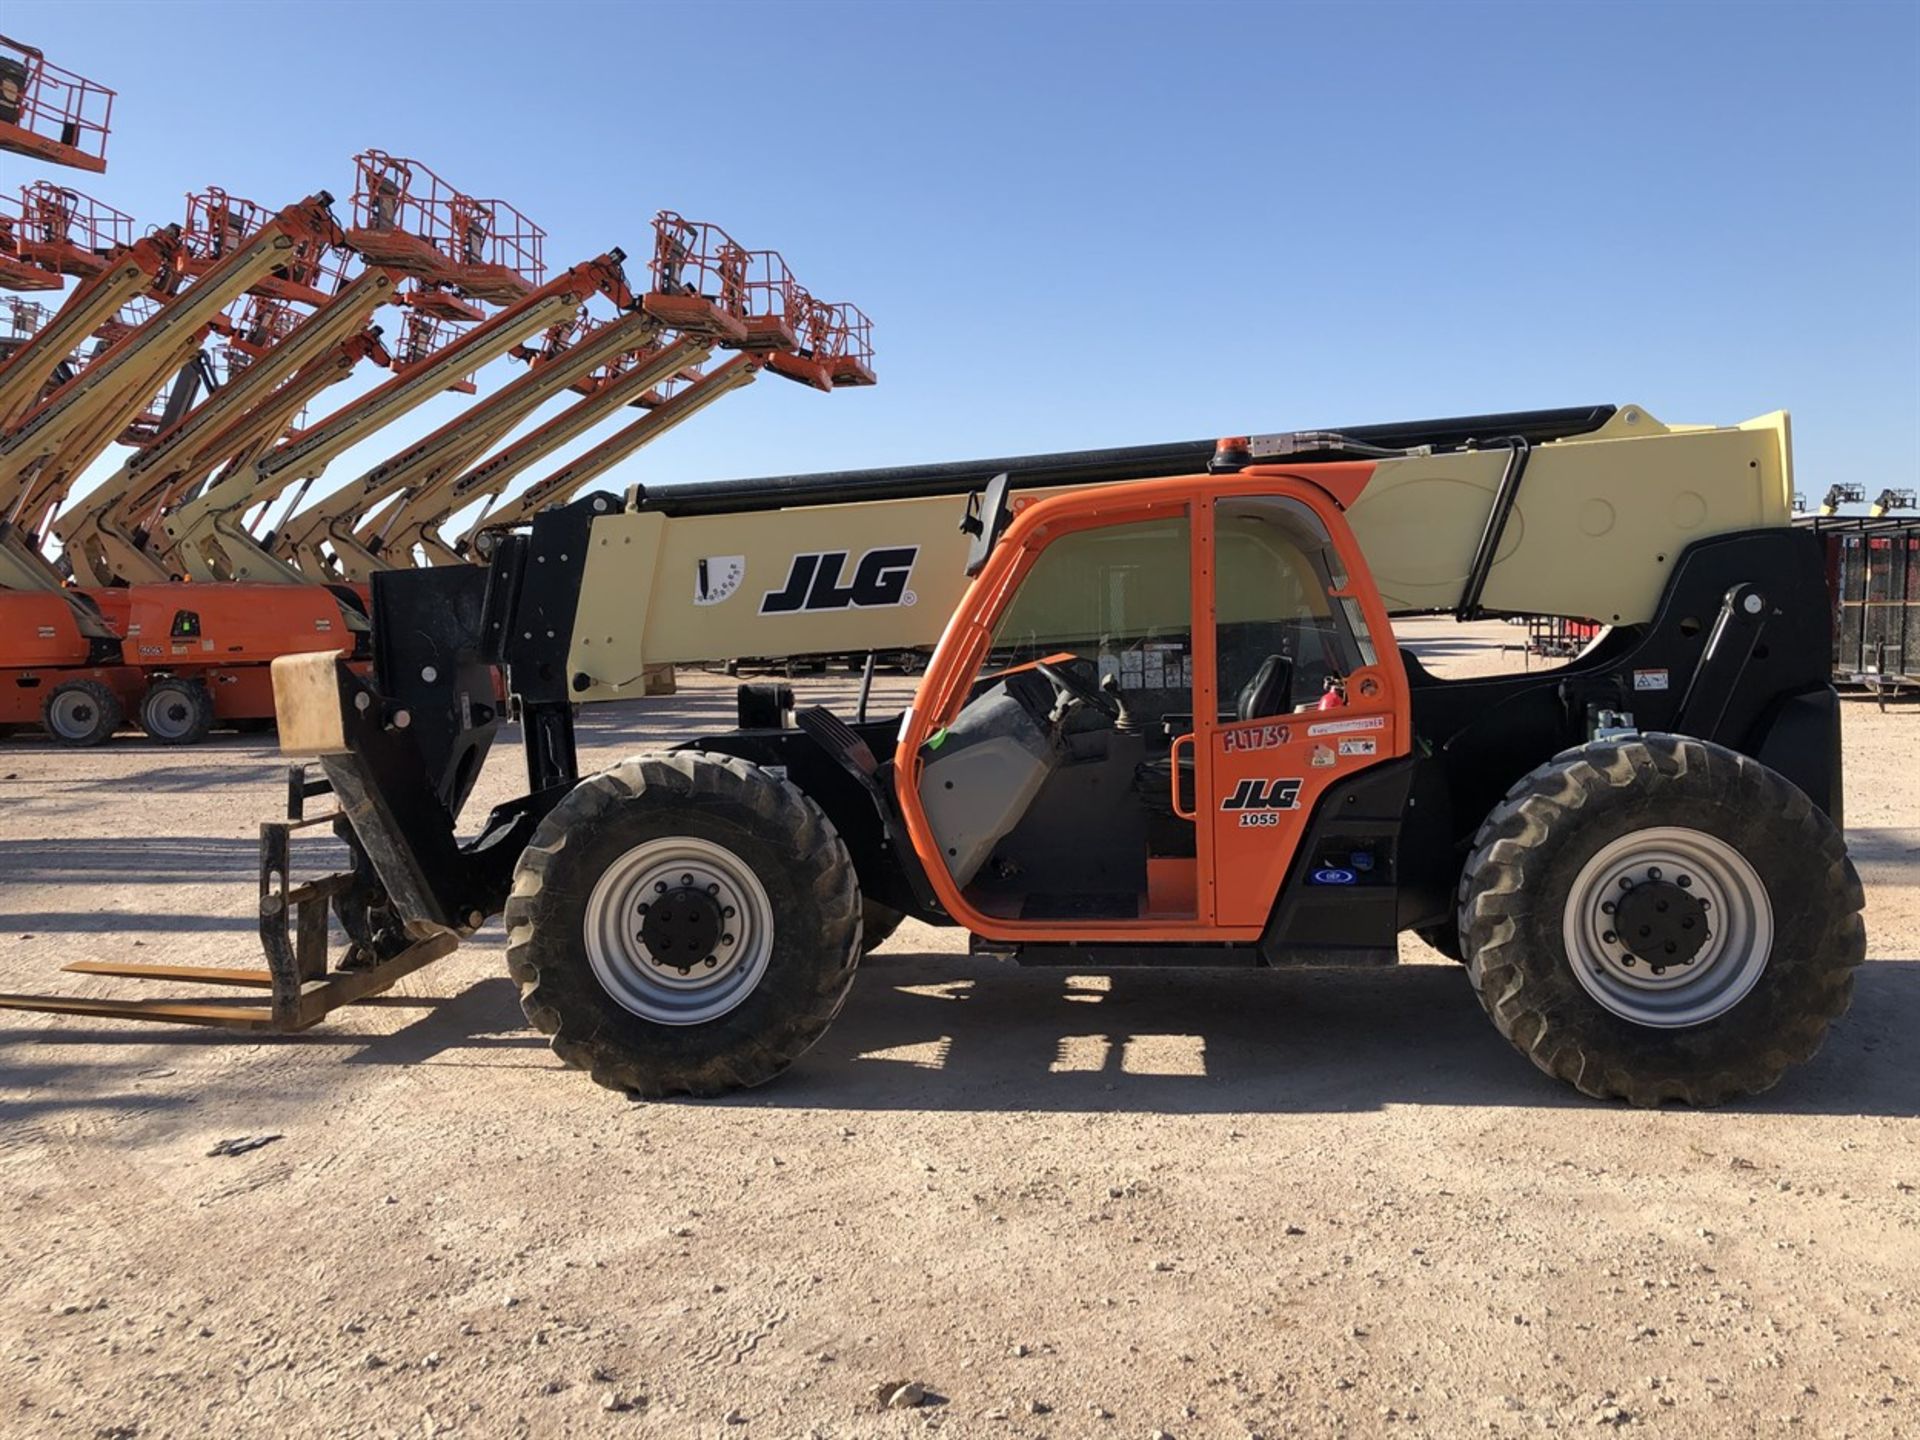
[1338,737,1377,756]
[1633,669,1670,692]
[695,555,746,606]
[1307,714,1387,737]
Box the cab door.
[1200,489,1408,929]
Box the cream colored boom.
[381,335,715,566]
[0,228,180,432]
[56,269,398,586]
[161,260,621,585]
[278,306,664,583]
[466,354,761,546]
[0,219,323,557]
[322,309,670,581]
[561,406,1792,702]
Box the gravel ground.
[0,623,1914,1439]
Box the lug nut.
[704,955,717,967]
[638,903,650,915]
[1649,866,1663,880]
[677,965,690,976]
[1603,930,1617,943]
[1676,874,1692,888]
[655,881,667,893]
[1652,965,1666,976]
[1601,900,1616,915]
[1621,955,1637,966]
[680,873,693,886]
[706,882,720,895]
[1619,877,1634,890]
[721,932,735,946]
[722,906,736,918]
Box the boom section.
[0,227,182,430]
[324,305,669,580]
[0,195,341,550]
[56,268,397,585]
[164,251,635,583]
[383,334,716,564]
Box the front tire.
[42,678,123,747]
[506,751,863,1098]
[1459,735,1864,1106]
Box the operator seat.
[1237,652,1294,722]
[1134,653,1296,817]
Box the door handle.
[1170,732,1196,820]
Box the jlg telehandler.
[0,403,1866,1105]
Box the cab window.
[1214,495,1377,719]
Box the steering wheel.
[1034,659,1122,719]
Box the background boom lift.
[0,214,181,429]
[0,34,113,173]
[0,190,344,597]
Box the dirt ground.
[1,622,1915,1440]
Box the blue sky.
[7,0,1917,519]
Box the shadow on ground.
[5,955,1915,1122]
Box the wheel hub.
[1561,826,1773,1029]
[1612,879,1709,967]
[638,881,725,967]
[51,693,96,733]
[582,836,774,1025]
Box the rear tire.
[138,677,215,745]
[1459,734,1864,1106]
[41,679,123,747]
[506,751,863,1098]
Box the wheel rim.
[145,688,196,740]
[48,690,100,739]
[582,835,775,1025]
[1561,825,1773,1028]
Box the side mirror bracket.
[960,472,1012,577]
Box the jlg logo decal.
[1221,777,1302,811]
[760,547,919,615]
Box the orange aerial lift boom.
[0,220,182,429]
[270,206,778,582]
[0,191,344,599]
[162,250,636,586]
[51,187,381,584]
[461,355,763,554]
[384,332,716,566]
[326,312,699,576]
[329,220,838,574]
[55,266,398,586]
[454,288,876,552]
